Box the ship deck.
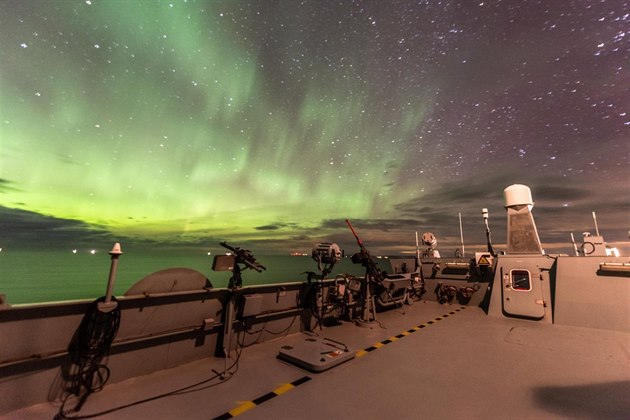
[6,300,629,419]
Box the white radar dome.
[504,184,534,209]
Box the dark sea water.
[0,250,368,305]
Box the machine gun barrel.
[219,241,237,254]
[243,259,265,272]
[219,241,266,272]
[345,219,383,282]
[346,219,364,247]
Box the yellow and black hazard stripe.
[213,376,311,420]
[355,307,466,358]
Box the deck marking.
[355,349,368,357]
[291,376,312,386]
[227,401,256,417]
[214,376,311,419]
[252,392,276,405]
[355,306,467,358]
[273,383,294,395]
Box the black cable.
[58,296,122,418]
[242,314,298,344]
[67,297,121,402]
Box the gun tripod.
[355,274,378,327]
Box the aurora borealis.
[1,0,628,255]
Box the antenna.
[416,231,420,260]
[482,208,496,256]
[99,242,123,313]
[458,212,465,257]
[592,211,600,237]
[570,232,580,256]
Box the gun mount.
[212,242,265,289]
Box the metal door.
[502,267,545,319]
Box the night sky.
[1,0,628,256]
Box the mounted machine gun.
[212,241,266,289]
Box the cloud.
[532,185,591,202]
[255,221,302,231]
[0,178,21,193]
[255,224,282,231]
[0,206,115,249]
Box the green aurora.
[1,1,628,254]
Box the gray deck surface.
[7,301,630,419]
